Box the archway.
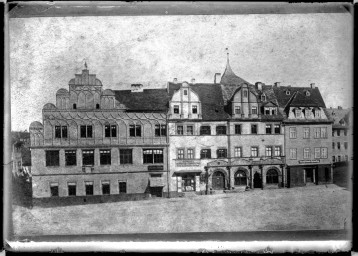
[212,171,225,190]
[266,169,279,184]
[234,170,247,186]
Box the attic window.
[286,91,290,95]
[261,95,266,101]
[184,90,188,96]
[306,91,310,96]
[243,90,248,98]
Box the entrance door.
[212,171,225,190]
[150,187,163,197]
[182,174,195,192]
[253,172,262,188]
[325,168,330,183]
[306,168,314,183]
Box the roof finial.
[84,61,88,70]
[226,47,229,64]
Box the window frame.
[82,149,95,166]
[67,182,77,196]
[217,148,228,158]
[251,147,258,157]
[176,125,184,135]
[65,150,77,166]
[101,181,110,195]
[119,181,127,194]
[265,146,272,157]
[50,182,59,197]
[119,149,133,164]
[85,181,94,196]
[289,148,297,160]
[289,127,297,139]
[314,147,321,159]
[234,106,241,115]
[129,124,142,137]
[46,150,60,167]
[80,125,93,138]
[187,148,194,159]
[274,124,280,134]
[143,149,164,164]
[251,124,258,134]
[216,126,227,135]
[251,106,258,115]
[155,124,167,137]
[100,149,111,165]
[303,148,311,159]
[186,125,194,135]
[321,147,328,159]
[274,146,281,157]
[200,126,211,135]
[192,105,198,114]
[177,148,185,159]
[265,124,272,134]
[234,147,242,158]
[200,149,211,159]
[303,127,310,139]
[55,125,68,139]
[173,105,180,114]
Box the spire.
[226,47,229,65]
[220,48,249,86]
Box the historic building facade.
[29,57,334,202]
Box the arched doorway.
[212,171,225,190]
[234,170,247,186]
[253,172,262,188]
[266,169,279,184]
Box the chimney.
[255,82,262,91]
[310,83,315,89]
[287,85,291,87]
[173,78,178,84]
[191,78,195,84]
[274,82,280,87]
[214,73,221,84]
[338,106,342,110]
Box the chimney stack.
[274,82,280,87]
[338,106,342,110]
[191,78,195,84]
[255,82,263,91]
[214,73,221,84]
[310,83,315,89]
[173,78,178,84]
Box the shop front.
[174,170,201,193]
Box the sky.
[9,13,353,131]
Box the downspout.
[166,84,170,198]
[227,118,231,190]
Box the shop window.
[82,150,94,166]
[200,149,211,159]
[235,125,241,135]
[68,182,76,196]
[217,149,227,158]
[100,149,111,165]
[235,171,246,186]
[119,181,127,193]
[266,169,279,184]
[119,149,132,164]
[216,126,227,135]
[102,181,110,195]
[129,124,141,137]
[46,150,60,167]
[85,181,94,195]
[80,125,93,138]
[143,149,164,163]
[65,150,76,166]
[155,124,167,137]
[200,126,211,135]
[55,126,68,139]
[50,183,59,197]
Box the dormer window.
[235,106,241,114]
[264,107,270,115]
[271,108,276,115]
[243,90,248,98]
[286,90,290,95]
[315,109,321,118]
[174,105,179,114]
[261,95,266,101]
[306,91,310,96]
[192,105,197,114]
[184,90,188,95]
[295,108,301,117]
[252,106,258,115]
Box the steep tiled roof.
[272,86,326,108]
[114,89,170,112]
[262,85,279,106]
[324,108,351,128]
[168,83,229,120]
[220,60,250,86]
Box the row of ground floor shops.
[32,163,333,202]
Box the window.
[235,125,241,135]
[55,126,68,139]
[344,142,348,149]
[321,148,328,158]
[345,155,348,161]
[184,90,188,95]
[266,124,271,134]
[337,155,341,162]
[321,127,327,138]
[143,149,164,163]
[155,124,167,137]
[65,150,76,166]
[187,149,194,159]
[96,103,100,109]
[271,108,276,115]
[306,91,310,96]
[234,147,242,157]
[289,148,297,159]
[251,124,257,134]
[274,146,281,157]
[73,104,77,109]
[295,109,301,117]
[85,181,94,195]
[82,150,94,166]
[265,146,272,157]
[50,183,59,197]
[332,156,336,162]
[286,91,290,95]
[192,105,198,114]
[332,130,335,137]
[46,150,59,166]
[252,106,258,115]
[68,182,76,196]
[264,107,270,115]
[217,149,227,158]
[314,148,321,159]
[344,130,347,136]
[100,149,111,165]
[289,127,297,139]
[216,126,227,135]
[235,171,246,186]
[266,169,279,184]
[102,181,110,195]
[332,142,335,149]
[315,109,321,118]
[129,124,141,137]
[174,105,179,114]
[261,95,266,101]
[243,90,248,97]
[177,149,184,159]
[200,149,211,159]
[303,148,310,159]
[235,106,241,114]
[337,130,341,136]
[120,149,132,164]
[105,125,117,138]
[200,126,211,135]
[119,181,127,193]
[187,125,194,135]
[80,125,92,138]
[177,126,184,135]
[337,142,341,150]
[303,127,310,139]
[274,124,280,134]
[251,147,258,157]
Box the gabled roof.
[168,83,229,120]
[114,89,170,112]
[324,108,351,127]
[272,86,326,108]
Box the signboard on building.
[176,160,201,167]
[148,165,164,171]
[298,160,320,164]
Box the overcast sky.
[10,13,353,131]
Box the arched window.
[234,170,246,186]
[266,169,279,184]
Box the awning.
[174,170,203,174]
